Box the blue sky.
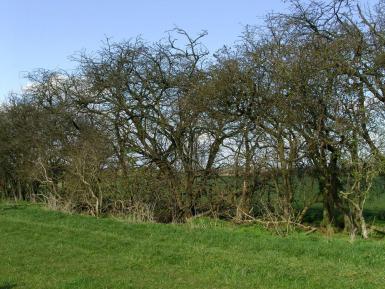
[0,0,376,102]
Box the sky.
[0,0,377,102]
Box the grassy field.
[1,203,385,289]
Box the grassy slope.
[1,203,385,289]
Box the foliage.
[1,1,385,237]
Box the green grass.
[1,203,385,289]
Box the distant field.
[1,203,385,289]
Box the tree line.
[1,0,385,237]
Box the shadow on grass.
[0,204,27,211]
[0,283,17,289]
[301,205,385,226]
